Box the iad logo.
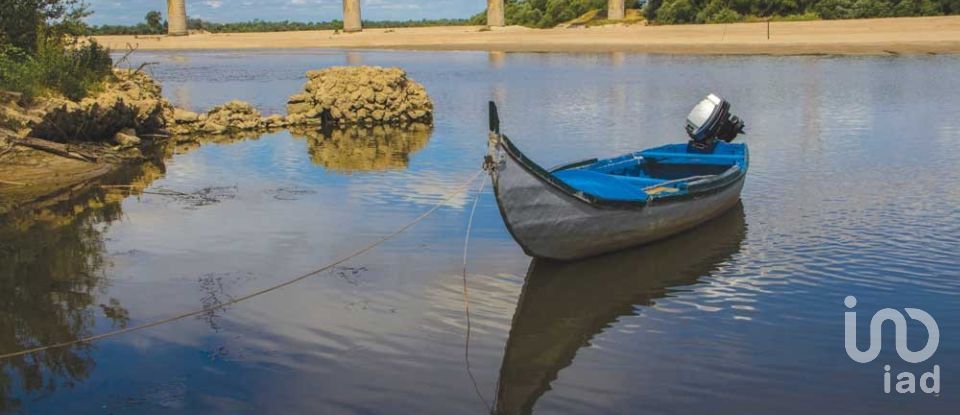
[844,295,940,394]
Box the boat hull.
[490,139,745,261]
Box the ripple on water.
[3,51,959,414]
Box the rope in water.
[0,170,484,362]
[461,175,491,412]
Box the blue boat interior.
[550,142,748,202]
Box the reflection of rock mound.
[291,124,432,172]
[286,66,433,127]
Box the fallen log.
[0,178,25,186]
[13,136,98,163]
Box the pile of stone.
[169,100,287,136]
[29,69,174,144]
[17,66,435,146]
[286,66,432,127]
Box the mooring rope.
[0,170,484,362]
[461,175,492,413]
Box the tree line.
[469,0,957,26]
[645,0,959,24]
[80,0,960,36]
[88,15,473,36]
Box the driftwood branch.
[0,144,14,160]
[114,43,139,69]
[13,137,98,163]
[138,132,171,139]
[135,61,160,74]
[0,178,25,186]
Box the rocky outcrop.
[286,66,432,127]
[169,100,289,137]
[29,69,173,143]
[16,66,434,146]
[113,129,141,148]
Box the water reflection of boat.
[493,205,746,415]
[291,124,432,173]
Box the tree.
[0,0,89,53]
[645,0,665,20]
[942,0,960,13]
[0,0,112,100]
[145,10,164,33]
[656,0,699,23]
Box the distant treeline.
[86,0,960,36]
[88,16,471,35]
[468,0,958,26]
[470,0,614,27]
[645,0,960,24]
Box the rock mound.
[286,66,432,127]
[29,69,173,142]
[170,100,287,136]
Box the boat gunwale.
[494,133,747,210]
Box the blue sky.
[85,0,483,26]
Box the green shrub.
[813,0,856,18]
[851,0,894,17]
[708,7,745,22]
[645,0,665,21]
[696,0,746,22]
[657,0,699,23]
[943,0,960,13]
[0,38,112,100]
[891,0,942,15]
[772,11,822,20]
[0,46,43,98]
[0,1,113,100]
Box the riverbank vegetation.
[646,0,958,24]
[0,0,113,100]
[82,0,960,35]
[89,16,472,36]
[470,0,616,27]
[467,0,956,26]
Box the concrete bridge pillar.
[167,0,188,36]
[608,0,625,20]
[487,0,504,27]
[343,0,362,33]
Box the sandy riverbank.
[92,16,960,55]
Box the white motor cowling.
[685,94,745,152]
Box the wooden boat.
[484,97,748,260]
[494,205,746,414]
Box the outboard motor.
[685,94,745,153]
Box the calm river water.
[1,50,958,414]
